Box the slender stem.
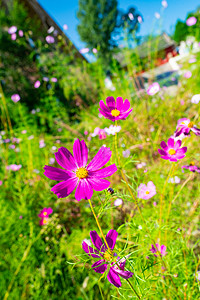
[88,198,110,251]
[159,164,175,242]
[165,173,193,242]
[126,278,141,299]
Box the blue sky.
[39,0,199,51]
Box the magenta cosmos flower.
[44,139,117,201]
[147,82,160,96]
[46,35,55,44]
[175,118,200,137]
[99,96,132,122]
[38,207,53,226]
[38,207,53,218]
[34,80,40,88]
[182,163,200,173]
[8,26,17,34]
[82,230,133,288]
[11,94,20,103]
[150,244,167,257]
[137,181,156,200]
[158,138,187,162]
[186,16,197,26]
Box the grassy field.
[1,3,200,299]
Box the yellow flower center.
[188,121,194,128]
[190,161,195,166]
[111,109,120,117]
[181,122,185,125]
[103,250,113,261]
[43,212,47,216]
[146,191,150,194]
[168,149,176,155]
[76,167,88,179]
[43,219,47,224]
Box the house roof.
[114,33,176,67]
[135,32,176,59]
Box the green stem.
[88,198,110,251]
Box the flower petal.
[91,260,108,274]
[118,109,133,120]
[90,231,104,251]
[89,164,117,178]
[106,96,116,110]
[51,177,78,198]
[99,100,110,113]
[192,127,200,136]
[158,149,167,156]
[167,138,174,148]
[121,99,131,112]
[87,146,112,171]
[55,147,77,170]
[174,140,181,150]
[75,179,93,201]
[113,267,133,279]
[73,139,88,168]
[87,178,110,191]
[160,141,168,149]
[99,109,115,122]
[107,267,121,288]
[82,241,100,258]
[44,165,71,181]
[116,97,123,110]
[105,230,118,250]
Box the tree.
[77,0,142,66]
[173,7,200,44]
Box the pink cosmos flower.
[147,82,160,95]
[46,35,55,44]
[158,138,187,162]
[161,1,168,8]
[8,26,17,34]
[138,16,142,23]
[189,58,196,63]
[39,217,49,226]
[0,180,3,186]
[175,118,200,136]
[182,163,200,173]
[44,139,117,201]
[18,30,23,37]
[11,33,16,40]
[38,207,53,218]
[82,230,133,287]
[92,48,98,53]
[155,12,160,19]
[34,80,40,88]
[186,16,197,26]
[150,244,167,257]
[98,129,106,140]
[184,71,192,78]
[137,181,156,200]
[99,96,132,122]
[114,198,123,206]
[51,77,57,82]
[63,24,68,30]
[11,94,20,103]
[79,48,89,54]
[191,94,200,104]
[6,164,22,171]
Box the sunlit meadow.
[0,1,200,299]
